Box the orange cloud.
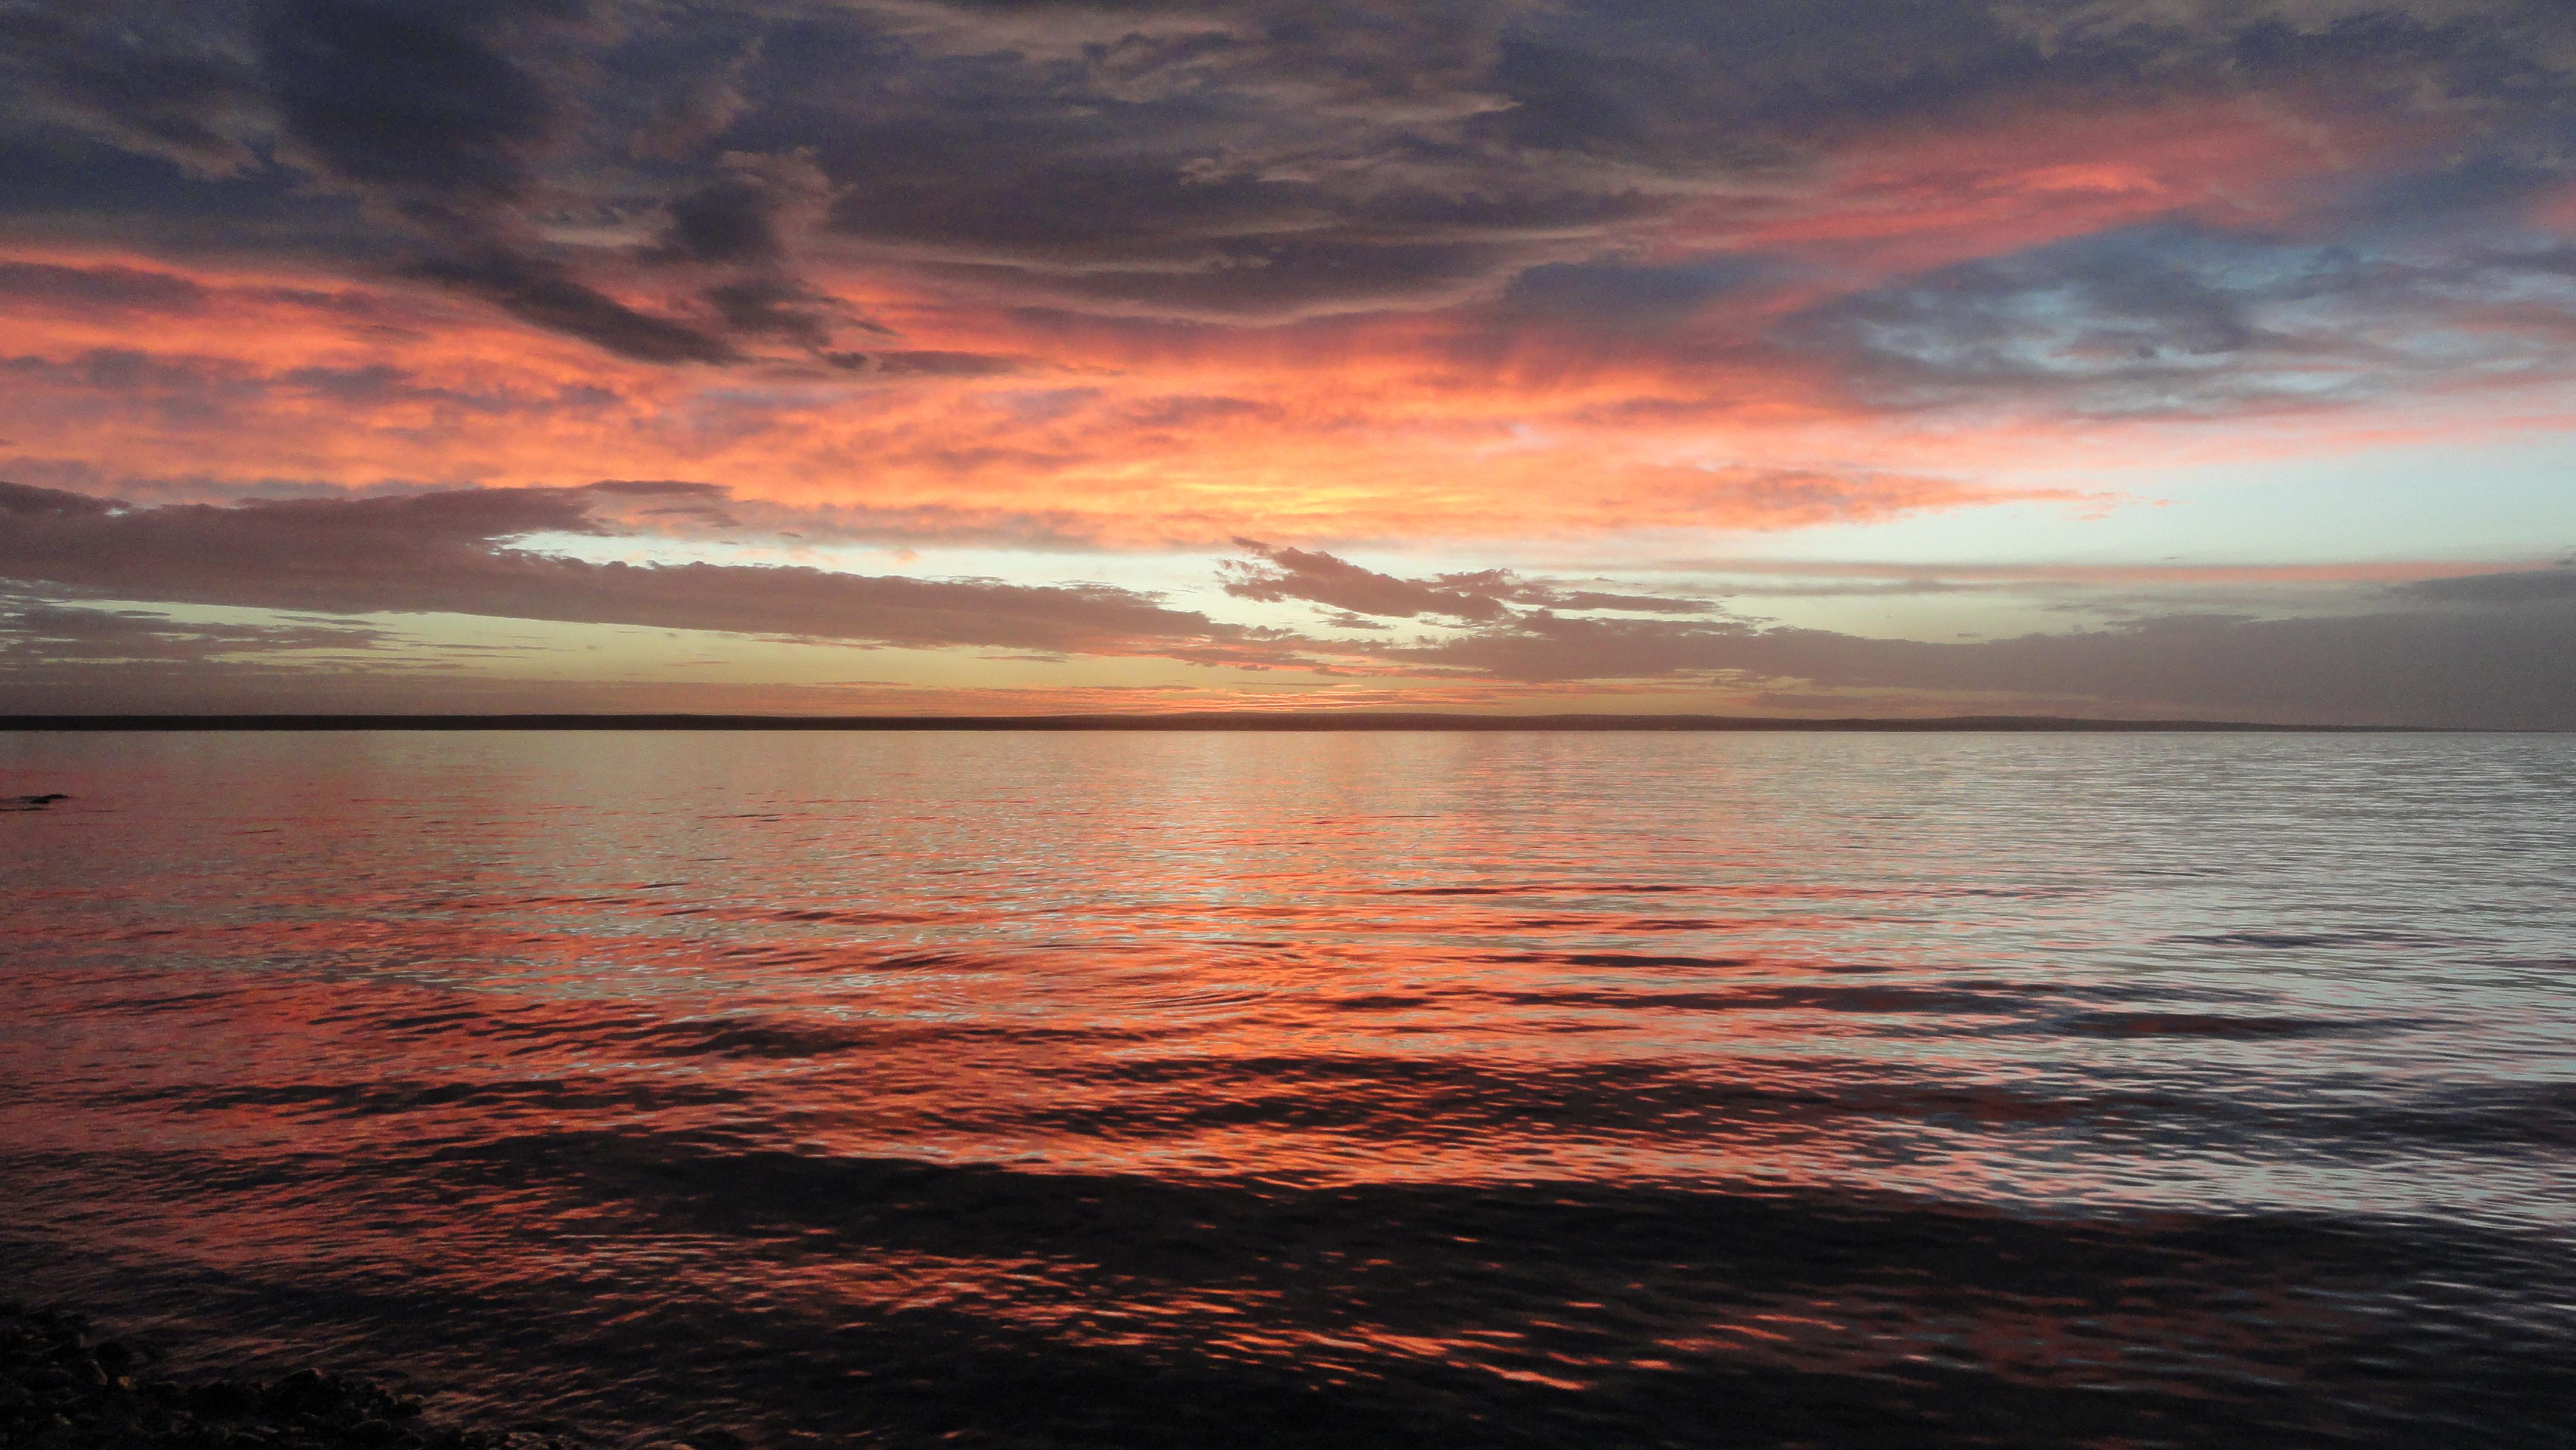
[0,65,2546,564]
[0,247,2033,544]
[1688,92,2411,280]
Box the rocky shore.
[0,1304,569,1450]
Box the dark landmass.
[0,1304,568,1450]
[0,712,2450,732]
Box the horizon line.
[0,712,2503,733]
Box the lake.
[4,730,2571,1446]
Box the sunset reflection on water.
[4,731,2572,1446]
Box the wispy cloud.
[5,1,2576,715]
[0,481,1306,664]
[1383,594,2576,727]
[1223,541,1717,622]
[7,489,2571,724]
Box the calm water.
[3,730,2572,1447]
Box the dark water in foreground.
[3,730,2572,1448]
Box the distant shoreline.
[0,712,2470,732]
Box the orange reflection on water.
[5,730,2573,1443]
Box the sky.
[2,0,2573,723]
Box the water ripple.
[3,730,2572,1446]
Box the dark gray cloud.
[649,151,881,353]
[1390,602,2576,727]
[256,0,565,206]
[1222,542,1719,623]
[703,276,834,348]
[754,0,2576,324]
[658,174,787,265]
[11,0,2576,371]
[0,593,394,666]
[574,478,741,529]
[0,480,126,520]
[1782,224,2576,413]
[1200,539,2576,726]
[2390,564,2576,606]
[407,249,740,364]
[5,2,820,360]
[0,259,208,313]
[4,486,2568,723]
[0,480,1302,663]
[0,464,1141,550]
[0,0,268,175]
[821,348,1024,377]
[1485,581,1717,615]
[1496,257,1767,329]
[645,0,2576,336]
[1224,543,1515,622]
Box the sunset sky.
[4,0,2573,721]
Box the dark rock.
[267,1368,332,1411]
[193,1381,261,1415]
[1,1302,577,1449]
